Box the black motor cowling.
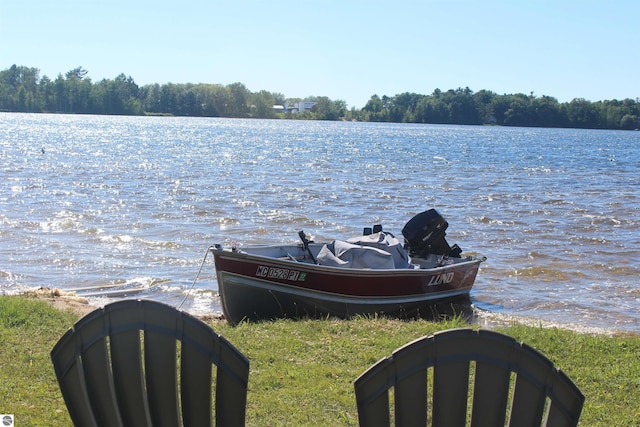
[402,209,462,258]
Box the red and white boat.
[211,209,484,324]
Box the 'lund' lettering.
[427,272,454,286]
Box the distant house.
[273,101,318,114]
[281,101,317,114]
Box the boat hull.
[212,247,481,324]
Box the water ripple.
[1,113,639,332]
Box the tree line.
[1,64,638,130]
[359,88,639,130]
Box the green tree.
[65,66,88,80]
[530,95,561,127]
[620,114,638,130]
[64,67,92,113]
[415,96,449,124]
[209,85,231,116]
[447,87,480,125]
[0,65,41,111]
[54,74,67,112]
[502,94,531,127]
[307,96,347,120]
[251,90,277,118]
[38,75,55,111]
[142,83,162,113]
[566,98,599,128]
[385,92,423,122]
[473,89,497,123]
[361,95,386,121]
[227,82,250,117]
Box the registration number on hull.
[256,266,307,282]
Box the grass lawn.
[1,295,638,425]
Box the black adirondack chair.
[51,299,249,427]
[354,328,584,427]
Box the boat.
[211,209,484,324]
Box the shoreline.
[19,287,636,337]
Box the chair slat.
[395,369,428,427]
[432,329,472,427]
[508,375,546,427]
[145,331,180,427]
[392,337,430,427]
[470,361,510,427]
[354,358,393,427]
[80,338,121,426]
[544,369,585,427]
[110,329,152,426]
[140,302,182,427]
[508,341,554,427]
[181,335,214,426]
[51,328,100,427]
[215,337,251,427]
[433,360,469,427]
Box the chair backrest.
[354,328,584,427]
[51,299,249,427]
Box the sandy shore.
[21,287,225,323]
[22,287,96,316]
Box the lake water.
[1,113,639,333]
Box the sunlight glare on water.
[1,113,639,332]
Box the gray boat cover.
[316,232,414,269]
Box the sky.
[1,0,638,109]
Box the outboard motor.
[402,209,462,258]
